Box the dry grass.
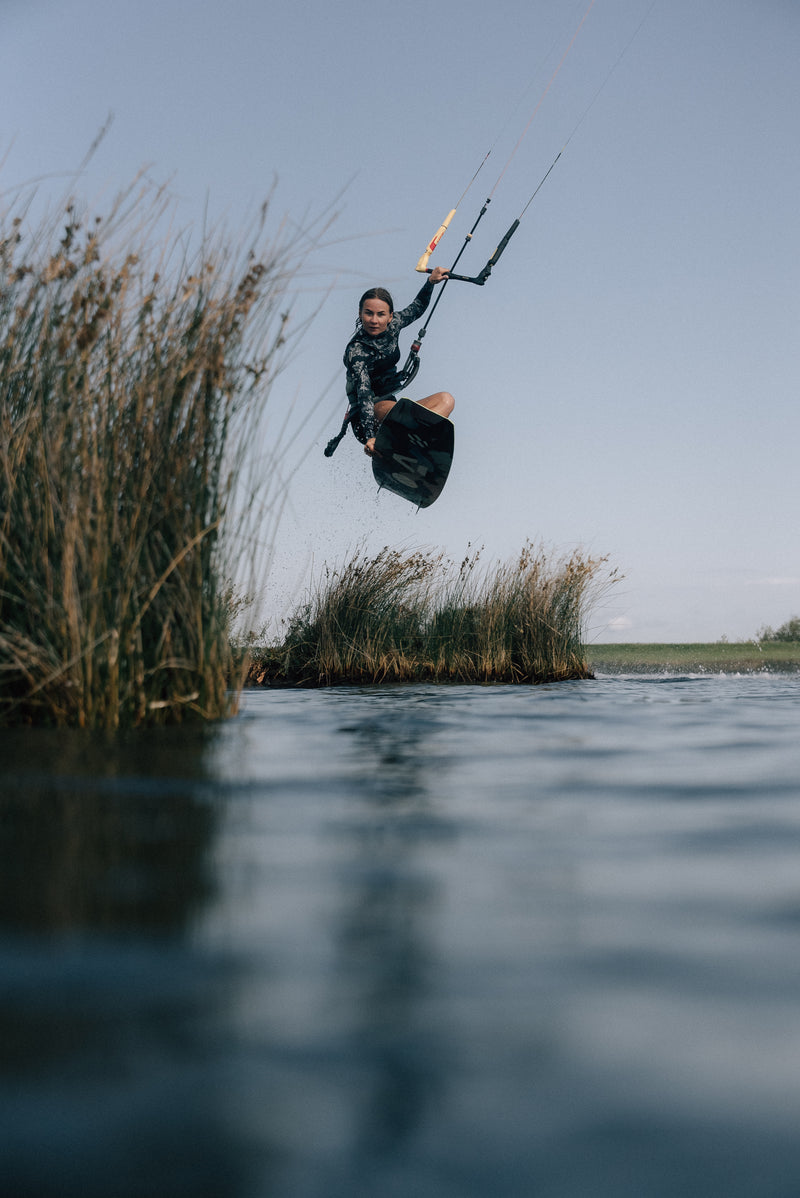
[0,173,315,727]
[248,543,617,686]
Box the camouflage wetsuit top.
[343,280,434,443]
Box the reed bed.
[249,543,614,686]
[0,175,312,727]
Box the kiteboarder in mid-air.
[323,0,654,468]
[343,265,454,457]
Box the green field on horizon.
[587,642,800,674]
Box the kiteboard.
[371,397,454,508]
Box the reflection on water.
[0,728,218,934]
[0,726,258,1197]
[331,711,452,1165]
[3,676,800,1196]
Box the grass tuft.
[248,543,617,686]
[0,175,315,727]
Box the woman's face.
[360,297,393,337]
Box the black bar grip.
[487,219,520,267]
[444,271,487,285]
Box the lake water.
[2,673,800,1197]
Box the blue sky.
[3,0,798,641]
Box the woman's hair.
[358,287,394,315]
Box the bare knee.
[420,390,455,419]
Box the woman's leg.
[364,398,396,456]
[365,392,454,456]
[415,390,455,419]
[373,398,396,424]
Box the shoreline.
[244,642,800,690]
[587,642,800,674]
[243,642,800,688]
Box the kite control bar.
[419,218,521,286]
[395,205,522,388]
[412,144,561,290]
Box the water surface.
[2,674,800,1197]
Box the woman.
[343,266,455,457]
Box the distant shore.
[245,641,800,688]
[587,643,800,674]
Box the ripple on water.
[2,675,800,1196]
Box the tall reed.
[251,543,616,686]
[0,176,311,727]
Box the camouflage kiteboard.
[371,398,454,508]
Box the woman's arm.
[344,343,377,443]
[394,267,448,330]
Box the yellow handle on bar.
[415,209,456,272]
